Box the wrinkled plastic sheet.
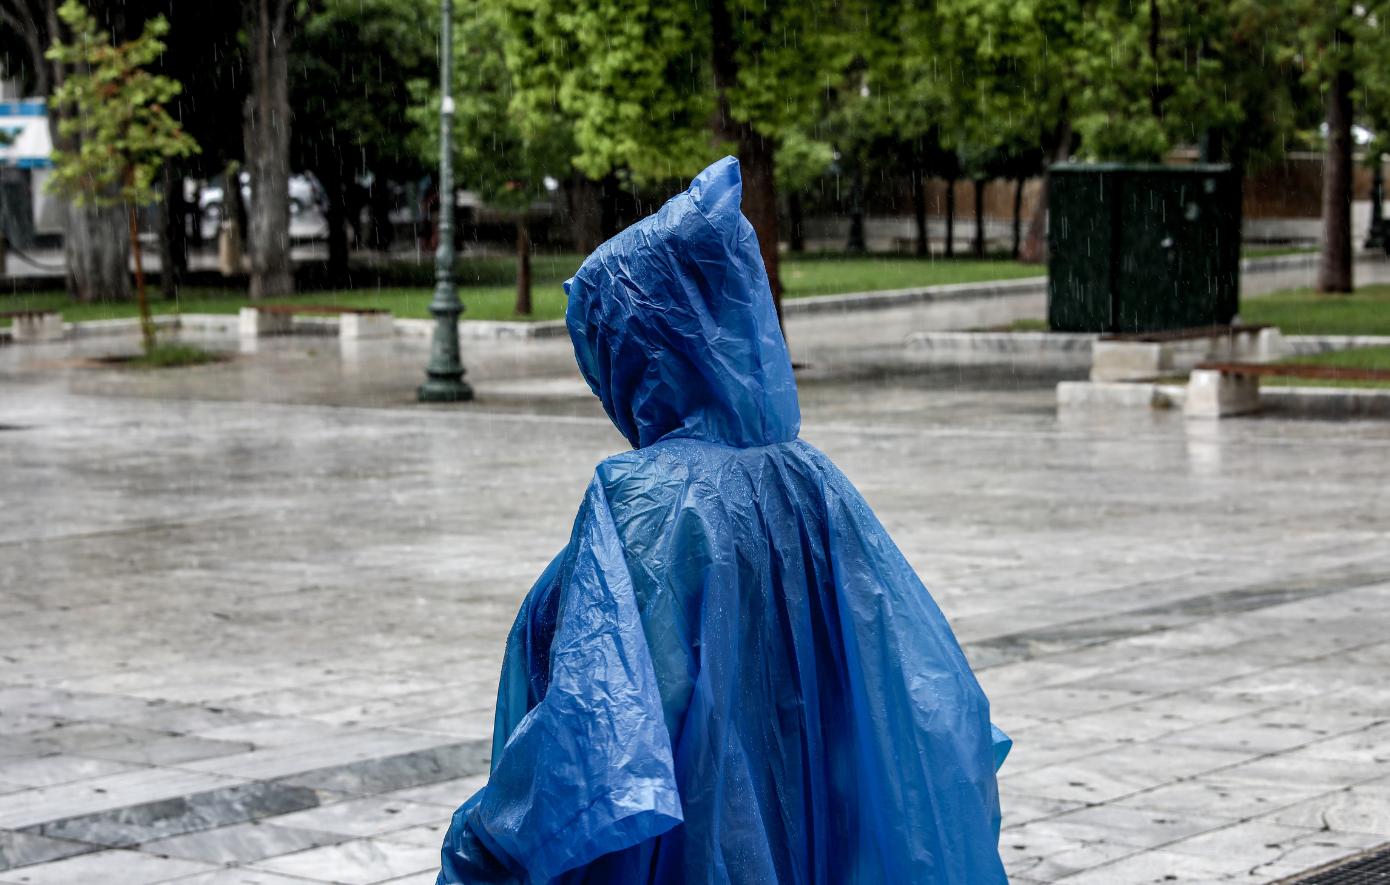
[438,157,1009,885]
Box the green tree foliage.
[293,0,437,277]
[935,0,1326,167]
[434,0,574,209]
[296,0,436,174]
[45,2,198,208]
[488,0,855,304]
[497,0,713,181]
[1280,0,1390,289]
[409,0,579,314]
[919,0,1354,260]
[774,130,835,195]
[1284,0,1387,97]
[44,0,199,349]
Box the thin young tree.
[45,0,198,352]
[244,0,319,300]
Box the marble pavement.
[0,331,1387,885]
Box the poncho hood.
[564,157,801,449]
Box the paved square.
[1,332,1387,884]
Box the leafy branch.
[43,0,200,350]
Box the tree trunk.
[846,167,866,253]
[369,175,394,251]
[326,190,349,286]
[125,170,154,352]
[243,0,297,299]
[319,162,349,286]
[1366,164,1386,252]
[1148,0,1164,117]
[912,169,928,256]
[1318,59,1354,293]
[64,200,131,303]
[567,172,603,253]
[515,216,532,316]
[187,178,204,250]
[1199,128,1223,164]
[1012,177,1024,260]
[3,0,52,98]
[945,179,955,258]
[1022,115,1073,264]
[600,173,622,240]
[423,181,440,252]
[973,178,986,258]
[739,129,783,315]
[219,162,246,276]
[709,0,782,318]
[346,181,367,251]
[166,166,190,275]
[158,164,181,300]
[789,191,804,253]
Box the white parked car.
[199,172,329,241]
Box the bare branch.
[0,0,52,95]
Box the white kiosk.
[0,100,62,245]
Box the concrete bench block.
[11,311,64,342]
[339,311,394,340]
[1256,327,1285,361]
[1184,369,1260,418]
[239,307,293,337]
[1204,326,1285,363]
[1090,340,1172,381]
[1092,327,1284,381]
[1059,380,1161,408]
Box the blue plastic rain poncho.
[437,157,1010,885]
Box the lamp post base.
[422,0,466,403]
[418,375,474,402]
[418,282,470,402]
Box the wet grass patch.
[1241,284,1390,336]
[1264,344,1390,388]
[94,342,226,368]
[1,254,1044,324]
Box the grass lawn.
[1241,284,1390,336]
[1262,344,1390,389]
[1,253,1042,325]
[1239,246,1319,259]
[780,253,1041,298]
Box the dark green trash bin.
[1048,163,1241,333]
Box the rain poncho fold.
[438,157,1010,885]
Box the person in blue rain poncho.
[437,156,1011,885]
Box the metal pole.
[419,0,473,402]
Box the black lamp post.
[419,0,473,402]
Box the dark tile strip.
[1280,841,1390,884]
[5,737,490,870]
[20,781,320,848]
[276,740,491,797]
[0,829,99,872]
[963,569,1390,670]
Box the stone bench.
[239,305,394,339]
[1091,325,1282,382]
[1,310,64,342]
[1185,361,1390,417]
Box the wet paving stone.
[2,332,1389,883]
